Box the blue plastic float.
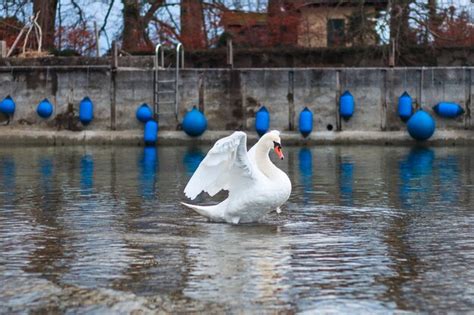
[339,91,354,121]
[299,107,313,137]
[37,98,54,118]
[182,106,207,137]
[407,110,436,141]
[0,95,15,115]
[79,97,94,125]
[136,103,153,123]
[398,91,412,122]
[255,106,270,136]
[144,120,159,145]
[433,102,464,118]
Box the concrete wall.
[0,66,472,132]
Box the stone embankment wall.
[0,66,472,132]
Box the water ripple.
[0,145,473,313]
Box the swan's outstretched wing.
[184,131,256,200]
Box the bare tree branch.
[99,0,115,35]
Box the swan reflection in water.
[184,223,291,311]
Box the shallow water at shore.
[1,145,473,313]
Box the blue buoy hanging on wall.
[182,106,208,137]
[299,107,313,137]
[255,106,270,136]
[433,102,464,118]
[339,91,354,121]
[79,97,94,125]
[407,110,436,141]
[136,103,153,123]
[0,95,15,115]
[398,91,413,122]
[37,98,54,118]
[144,120,159,145]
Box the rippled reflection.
[138,147,158,199]
[437,155,460,205]
[184,224,291,311]
[339,158,354,206]
[298,148,313,204]
[80,154,94,193]
[0,145,473,313]
[398,147,434,209]
[0,156,15,202]
[183,148,205,175]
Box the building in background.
[297,0,388,48]
[221,11,270,47]
[221,0,388,48]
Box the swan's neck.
[254,144,280,179]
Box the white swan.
[181,130,292,224]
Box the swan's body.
[182,130,291,224]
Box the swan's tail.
[181,200,228,222]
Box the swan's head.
[261,130,284,160]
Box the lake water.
[0,145,473,313]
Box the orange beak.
[274,145,284,160]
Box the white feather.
[184,131,255,200]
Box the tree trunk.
[389,0,411,45]
[33,0,58,51]
[267,0,299,46]
[180,0,206,49]
[122,0,151,53]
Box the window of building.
[327,19,345,47]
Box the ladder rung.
[157,80,175,83]
[157,101,175,104]
[157,90,175,94]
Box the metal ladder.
[153,43,184,122]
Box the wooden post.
[198,73,205,112]
[417,68,423,110]
[94,21,100,57]
[227,38,233,68]
[0,41,7,58]
[466,68,472,129]
[112,41,118,68]
[110,41,117,130]
[381,69,388,131]
[336,70,342,131]
[287,70,295,131]
[241,71,247,130]
[389,39,395,67]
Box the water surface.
[0,145,473,313]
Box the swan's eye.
[273,141,281,149]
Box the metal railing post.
[153,44,164,118]
[175,43,184,120]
